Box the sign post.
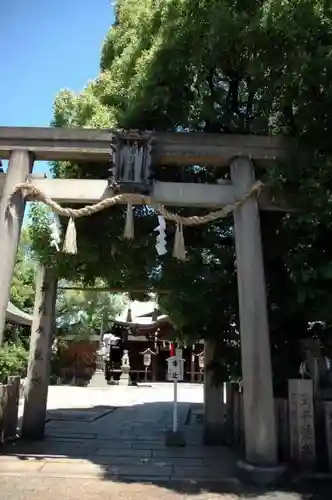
[173,378,178,433]
[166,353,186,447]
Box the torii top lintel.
[0,126,292,166]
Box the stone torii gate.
[0,126,292,479]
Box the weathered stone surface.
[132,441,166,450]
[173,465,230,479]
[153,447,228,459]
[2,383,239,485]
[165,430,186,447]
[236,460,287,487]
[324,401,332,471]
[95,448,152,457]
[288,379,316,466]
[204,341,226,445]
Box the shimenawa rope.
[8,180,264,260]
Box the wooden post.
[21,266,57,440]
[204,340,225,444]
[230,157,277,466]
[0,150,33,344]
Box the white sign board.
[143,353,151,366]
[199,354,204,369]
[167,355,184,382]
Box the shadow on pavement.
[0,400,331,499]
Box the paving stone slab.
[93,432,127,439]
[46,423,96,433]
[85,439,133,450]
[172,465,235,479]
[82,456,152,466]
[46,431,97,439]
[152,457,206,467]
[45,436,91,443]
[1,442,82,456]
[46,408,116,422]
[153,447,232,459]
[94,447,152,457]
[131,441,167,450]
[130,433,168,441]
[82,455,205,468]
[106,464,172,477]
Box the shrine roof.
[114,300,170,327]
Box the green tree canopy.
[29,0,332,387]
[12,209,127,341]
[56,282,127,339]
[10,227,36,314]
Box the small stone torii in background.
[0,126,294,482]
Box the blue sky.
[0,0,113,175]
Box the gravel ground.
[0,476,326,500]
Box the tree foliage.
[0,342,29,383]
[56,283,127,338]
[10,227,36,314]
[29,0,332,386]
[12,210,127,340]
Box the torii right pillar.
[230,157,285,484]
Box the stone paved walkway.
[0,384,329,499]
[0,384,237,482]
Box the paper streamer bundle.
[8,180,264,261]
[172,223,186,261]
[123,202,135,240]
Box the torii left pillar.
[21,266,57,440]
[0,150,33,344]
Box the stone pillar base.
[119,372,131,386]
[236,460,287,486]
[165,430,186,447]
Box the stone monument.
[324,402,332,471]
[119,349,131,386]
[288,378,316,466]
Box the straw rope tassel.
[63,217,77,254]
[8,180,263,260]
[123,202,134,239]
[172,223,186,261]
